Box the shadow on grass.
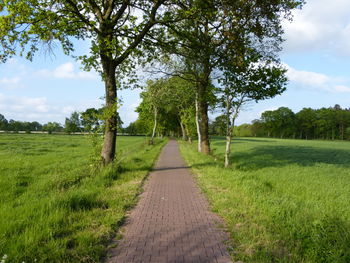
[231,145,350,171]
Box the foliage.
[248,105,350,140]
[42,122,63,134]
[0,0,182,163]
[65,111,82,134]
[135,76,196,139]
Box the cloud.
[0,94,50,114]
[118,98,141,126]
[0,77,20,85]
[283,0,350,55]
[0,93,100,123]
[285,64,350,93]
[37,62,97,80]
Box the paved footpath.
[107,140,232,263]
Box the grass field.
[0,134,166,263]
[180,137,350,263]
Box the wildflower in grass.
[1,254,8,263]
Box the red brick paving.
[107,140,232,263]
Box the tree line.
[0,108,123,134]
[1,0,303,164]
[209,105,350,140]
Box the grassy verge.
[180,137,350,263]
[0,134,167,263]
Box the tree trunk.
[197,83,210,154]
[179,120,187,141]
[224,99,233,167]
[150,106,158,144]
[185,126,192,144]
[100,56,117,165]
[225,134,232,168]
[195,96,202,152]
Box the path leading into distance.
[107,140,232,263]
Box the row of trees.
[209,105,350,141]
[0,113,63,133]
[1,0,303,164]
[0,108,123,134]
[255,105,350,140]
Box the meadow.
[0,134,166,263]
[180,137,350,263]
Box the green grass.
[0,134,166,263]
[180,137,350,263]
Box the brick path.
[107,140,232,263]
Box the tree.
[210,115,227,136]
[0,114,8,130]
[137,79,168,144]
[0,0,182,164]
[156,0,302,155]
[296,108,316,139]
[80,108,103,132]
[218,60,288,167]
[43,122,62,134]
[65,111,81,134]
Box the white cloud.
[0,93,98,123]
[37,62,97,80]
[0,77,20,85]
[285,64,350,93]
[283,0,350,55]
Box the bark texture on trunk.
[197,86,210,155]
[150,106,158,144]
[101,55,117,164]
[224,135,232,168]
[195,97,202,152]
[179,120,187,141]
[224,98,233,168]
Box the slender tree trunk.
[151,106,158,144]
[185,126,192,144]
[225,132,232,168]
[341,124,344,140]
[224,98,232,168]
[195,96,202,152]
[100,56,117,164]
[179,120,187,141]
[197,83,210,154]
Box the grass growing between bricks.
[180,137,350,263]
[0,134,167,263]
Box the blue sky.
[1,0,350,126]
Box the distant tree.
[65,111,81,134]
[29,121,43,131]
[7,120,22,132]
[261,107,296,139]
[296,108,316,139]
[234,124,253,137]
[137,79,168,144]
[250,119,265,137]
[0,114,8,130]
[81,108,103,132]
[43,122,62,134]
[210,115,227,136]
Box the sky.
[1,0,350,126]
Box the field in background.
[0,134,166,262]
[180,137,350,263]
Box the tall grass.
[180,137,350,263]
[0,134,166,262]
